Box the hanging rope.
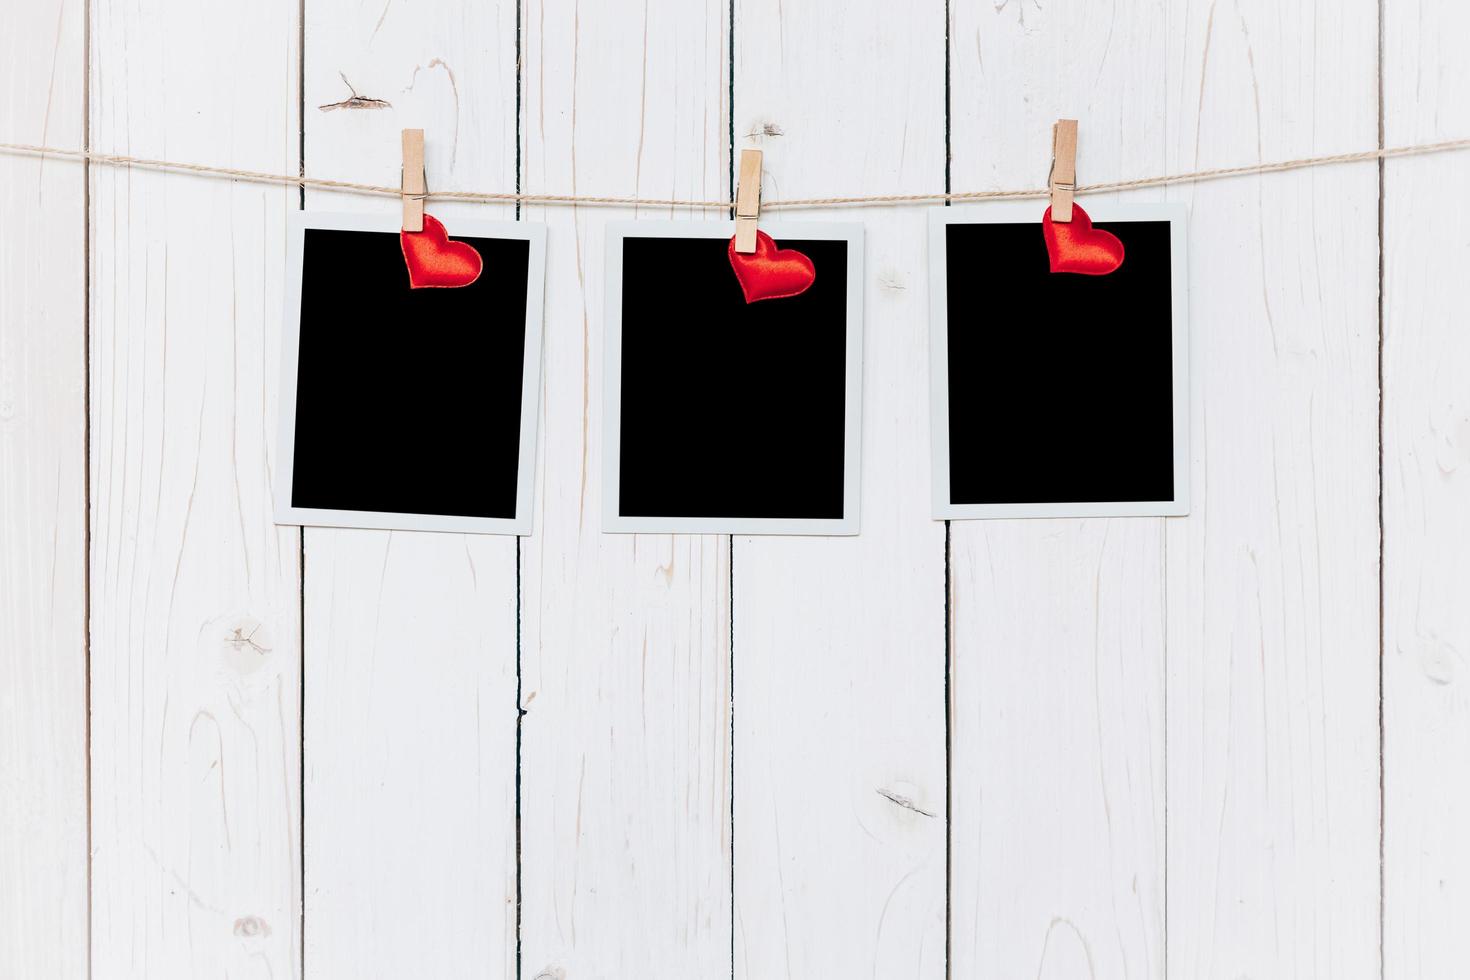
[3,136,1467,210]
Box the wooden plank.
[298,7,520,976]
[946,5,1168,976]
[86,0,303,973]
[302,534,517,977]
[0,0,88,975]
[518,2,732,976]
[1383,4,1470,976]
[729,2,946,978]
[1163,2,1381,977]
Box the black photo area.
[291,227,530,519]
[617,236,848,520]
[944,219,1175,505]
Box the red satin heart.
[1042,204,1125,275]
[400,213,484,289]
[727,230,816,303]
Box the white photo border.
[603,220,865,535]
[274,210,548,536]
[927,201,1191,520]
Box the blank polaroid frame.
[603,221,864,534]
[928,202,1190,519]
[275,210,546,535]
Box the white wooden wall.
[2,1,1468,977]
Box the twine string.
[3,137,1468,210]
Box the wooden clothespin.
[401,128,426,233]
[734,149,763,253]
[1049,119,1078,223]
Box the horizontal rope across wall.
[3,136,1468,209]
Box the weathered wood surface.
[299,4,521,976]
[518,3,734,978]
[1383,2,1470,977]
[87,0,304,974]
[0,0,87,976]
[1163,4,1381,977]
[2,0,1463,976]
[731,2,947,977]
[947,5,1169,975]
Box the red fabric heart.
[727,230,816,303]
[1042,204,1125,275]
[400,213,484,289]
